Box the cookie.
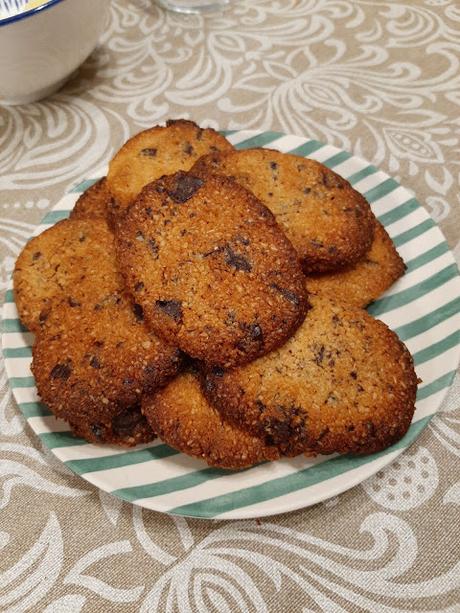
[106,119,234,220]
[32,297,182,446]
[13,219,122,332]
[70,178,112,221]
[116,171,309,368]
[13,219,120,332]
[305,222,406,307]
[142,371,280,469]
[203,296,417,456]
[191,148,375,273]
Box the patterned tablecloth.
[1,1,459,611]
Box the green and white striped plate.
[3,130,460,519]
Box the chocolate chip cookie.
[71,178,112,222]
[107,119,234,221]
[192,148,375,273]
[142,370,280,469]
[203,296,417,456]
[305,221,406,307]
[13,219,120,332]
[32,297,182,446]
[116,171,309,368]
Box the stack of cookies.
[14,119,418,469]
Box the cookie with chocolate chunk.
[71,178,112,222]
[203,295,417,456]
[305,221,406,307]
[106,119,234,221]
[13,219,120,332]
[32,297,182,446]
[192,148,375,273]
[116,171,308,368]
[142,371,280,469]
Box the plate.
[3,130,460,519]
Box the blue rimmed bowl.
[0,0,111,105]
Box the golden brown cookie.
[32,297,182,446]
[106,119,234,220]
[305,222,406,308]
[70,178,112,221]
[203,296,417,456]
[116,171,309,368]
[191,148,375,273]
[142,371,280,469]
[13,219,120,333]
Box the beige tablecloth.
[1,1,459,611]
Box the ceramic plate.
[3,130,460,519]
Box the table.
[1,1,459,610]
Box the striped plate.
[3,130,460,520]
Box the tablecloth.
[1,1,459,611]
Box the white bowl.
[0,0,111,105]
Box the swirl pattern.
[0,0,459,610]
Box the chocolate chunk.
[322,171,344,189]
[224,246,252,272]
[135,281,144,292]
[94,340,105,347]
[50,362,72,380]
[133,303,144,322]
[112,408,144,436]
[148,238,159,258]
[303,187,311,195]
[183,142,194,155]
[350,371,357,380]
[235,235,250,246]
[270,161,278,170]
[144,364,157,377]
[67,297,81,307]
[89,356,101,369]
[313,345,325,365]
[32,251,42,261]
[265,410,306,443]
[38,309,49,324]
[256,399,266,413]
[237,322,264,352]
[91,423,104,438]
[270,283,300,306]
[140,148,157,157]
[166,173,204,203]
[156,299,183,322]
[212,366,225,378]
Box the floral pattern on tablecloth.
[0,1,459,610]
